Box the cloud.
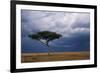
[21,10,90,53]
[21,10,90,38]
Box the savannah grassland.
[21,51,90,63]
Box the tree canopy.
[29,31,62,46]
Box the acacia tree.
[29,31,62,55]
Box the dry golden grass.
[21,51,90,63]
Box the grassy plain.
[21,51,90,63]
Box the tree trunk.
[46,42,51,56]
[39,40,51,56]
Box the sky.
[21,10,90,53]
